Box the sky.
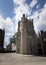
[0,0,46,47]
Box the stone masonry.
[16,14,38,55]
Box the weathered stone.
[16,14,38,55]
[38,31,46,56]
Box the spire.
[23,14,25,18]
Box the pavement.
[0,53,46,65]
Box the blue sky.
[0,0,14,18]
[0,0,46,18]
[0,0,46,47]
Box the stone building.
[6,43,12,51]
[38,31,46,55]
[6,38,12,51]
[0,29,5,52]
[16,14,38,55]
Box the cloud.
[14,4,30,21]
[13,0,31,32]
[13,0,46,34]
[30,0,37,8]
[13,0,25,5]
[0,0,45,47]
[3,17,15,34]
[29,3,46,33]
[37,3,46,31]
[0,15,15,47]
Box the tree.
[12,33,17,45]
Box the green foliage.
[13,33,17,45]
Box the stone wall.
[38,31,46,55]
[16,14,38,55]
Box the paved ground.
[0,53,46,65]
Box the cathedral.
[16,14,38,55]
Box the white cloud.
[3,17,15,33]
[30,0,37,8]
[0,15,15,47]
[14,4,30,21]
[13,0,31,32]
[29,3,46,33]
[13,0,25,5]
[13,0,46,35]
